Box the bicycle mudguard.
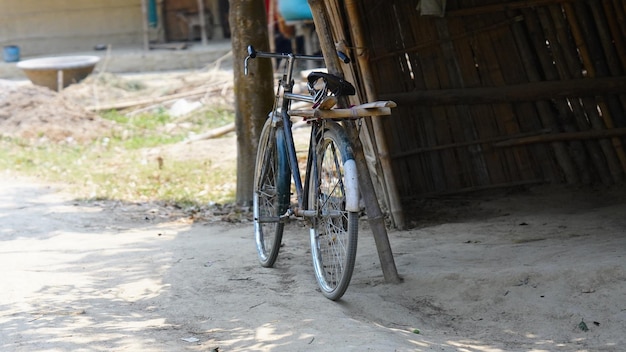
[307,72,356,97]
[343,159,359,212]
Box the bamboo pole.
[435,19,490,186]
[344,0,405,230]
[494,128,626,147]
[558,3,623,183]
[538,6,612,185]
[393,129,551,158]
[380,76,626,105]
[372,16,524,63]
[508,9,578,184]
[447,0,575,17]
[521,7,591,184]
[415,179,546,198]
[585,2,626,173]
[550,3,623,182]
[308,0,402,284]
[563,4,626,183]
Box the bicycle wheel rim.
[254,119,290,267]
[308,124,358,300]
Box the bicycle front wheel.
[253,117,290,267]
[307,122,359,300]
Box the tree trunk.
[229,0,275,206]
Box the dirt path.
[1,175,625,351]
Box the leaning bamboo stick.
[509,10,576,183]
[539,5,612,185]
[345,0,405,229]
[603,1,626,107]
[521,7,591,184]
[589,2,626,174]
[564,2,624,182]
[308,0,401,284]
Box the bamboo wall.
[349,0,626,202]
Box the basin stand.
[56,70,64,92]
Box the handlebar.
[244,45,350,75]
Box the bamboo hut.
[311,0,626,227]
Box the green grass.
[0,108,236,206]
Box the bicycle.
[244,45,395,300]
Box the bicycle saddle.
[307,72,356,97]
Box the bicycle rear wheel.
[307,122,359,300]
[254,117,290,267]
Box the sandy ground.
[1,164,625,351]
[2,70,626,351]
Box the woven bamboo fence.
[326,0,626,204]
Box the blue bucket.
[278,0,313,21]
[3,45,20,62]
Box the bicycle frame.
[246,48,328,219]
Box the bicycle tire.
[307,122,359,300]
[253,117,290,267]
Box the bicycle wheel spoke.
[254,120,289,268]
[308,123,358,300]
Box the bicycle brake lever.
[244,55,250,75]
[244,45,257,76]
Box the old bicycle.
[244,45,395,300]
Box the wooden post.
[141,0,150,51]
[197,0,208,45]
[308,0,402,284]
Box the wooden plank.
[287,106,392,119]
[357,100,397,108]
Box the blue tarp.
[278,0,313,21]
